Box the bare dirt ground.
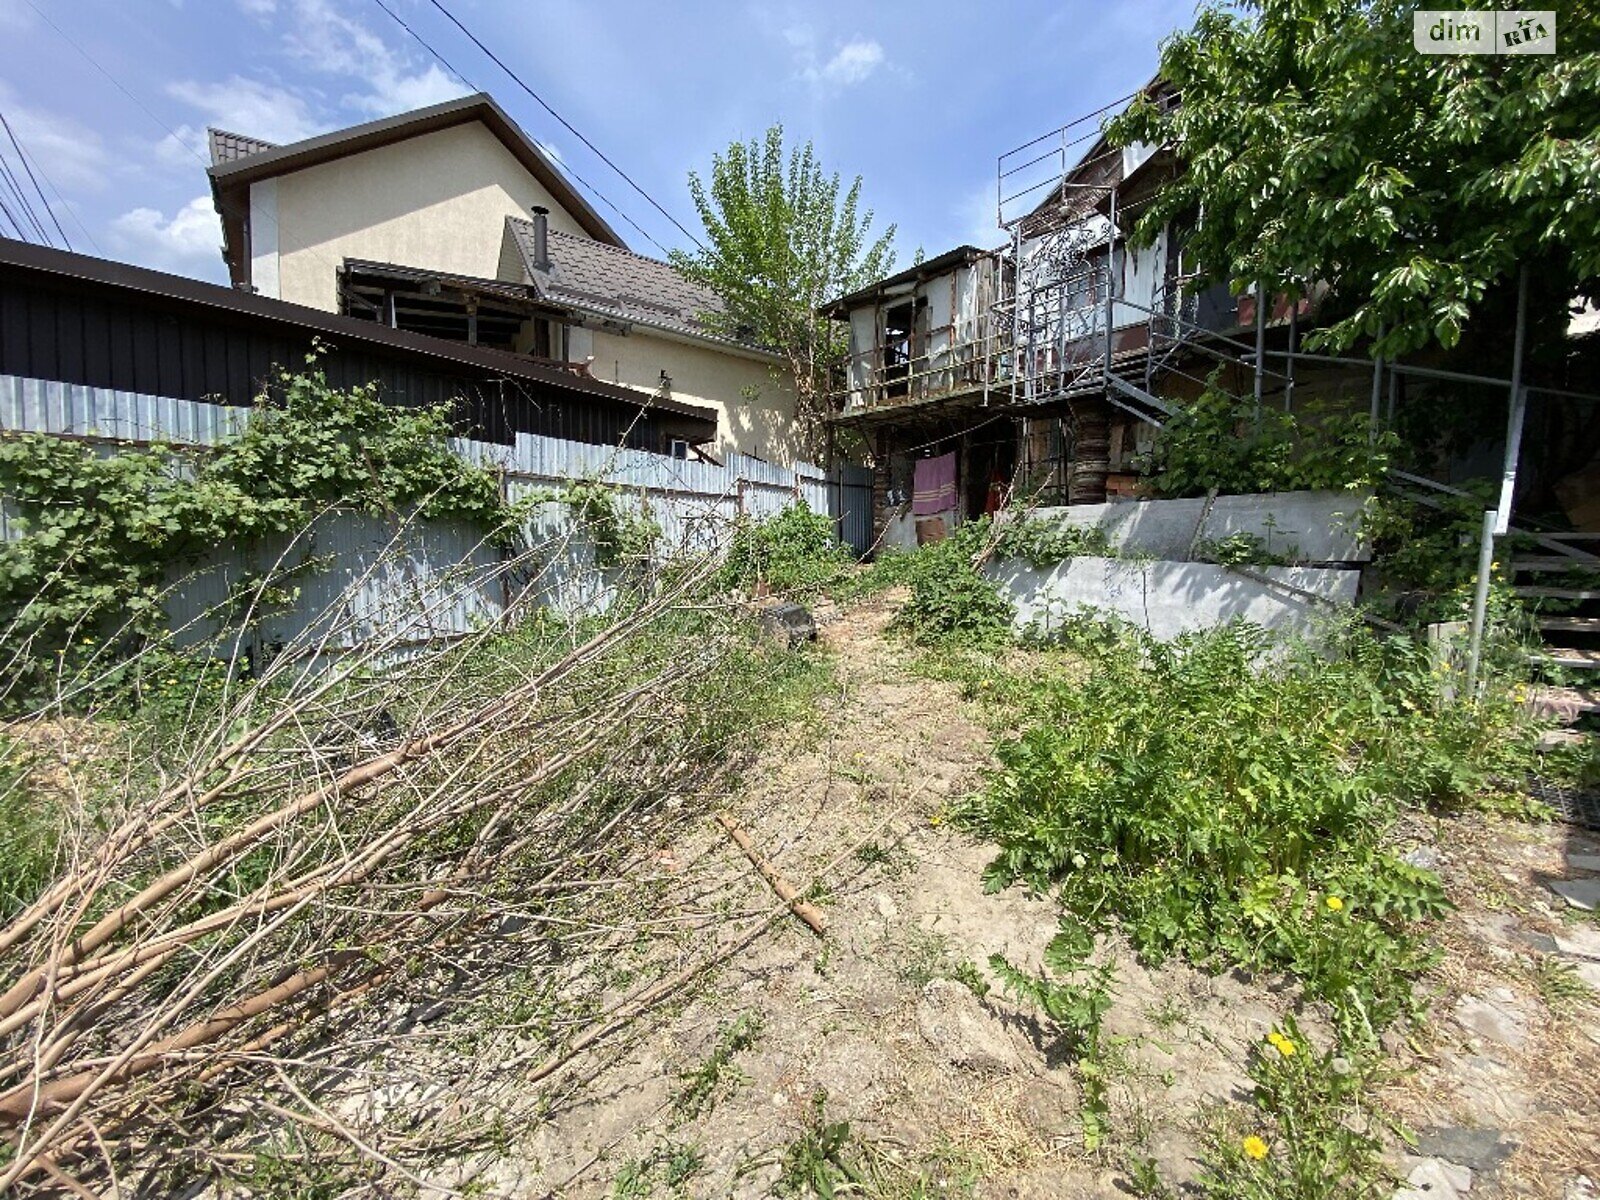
[451,595,1600,1200]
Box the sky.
[0,0,1198,287]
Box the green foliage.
[557,480,661,569]
[0,354,513,702]
[669,125,897,438]
[888,523,1013,647]
[0,735,56,920]
[1193,533,1294,568]
[992,517,1112,569]
[1194,1017,1387,1200]
[1107,0,1599,359]
[990,930,1116,1148]
[675,1012,763,1121]
[962,618,1536,1033]
[718,502,853,598]
[775,1092,868,1199]
[1149,385,1394,500]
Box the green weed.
[962,617,1535,1034]
[675,1012,763,1121]
[0,736,55,921]
[990,919,1115,1149]
[718,502,855,599]
[1193,1017,1388,1200]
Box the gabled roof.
[207,127,278,165]
[207,94,624,287]
[505,218,777,358]
[821,245,988,318]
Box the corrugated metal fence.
[1,375,874,655]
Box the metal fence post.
[1466,508,1497,694]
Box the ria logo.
[1413,10,1556,54]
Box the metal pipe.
[1494,264,1531,536]
[1368,323,1385,444]
[1466,508,1497,694]
[1253,281,1266,415]
[1103,186,1117,388]
[1285,303,1297,413]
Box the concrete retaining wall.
[988,556,1361,643]
[1023,490,1372,564]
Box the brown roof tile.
[507,219,773,356]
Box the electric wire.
[0,148,48,244]
[368,0,674,258]
[0,109,72,249]
[424,0,708,255]
[0,190,27,241]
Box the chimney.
[530,205,550,271]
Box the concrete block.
[987,555,1360,644]
[1023,489,1372,564]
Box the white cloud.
[783,26,887,93]
[0,92,108,193]
[284,0,466,118]
[236,0,276,14]
[810,39,884,87]
[166,76,322,144]
[107,195,225,279]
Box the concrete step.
[1539,616,1600,633]
[1514,556,1600,571]
[1533,648,1600,670]
[1526,685,1600,722]
[1517,587,1600,601]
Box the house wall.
[263,123,591,311]
[579,325,799,464]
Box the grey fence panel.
[0,375,249,444]
[4,377,871,656]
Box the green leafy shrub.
[1150,385,1395,500]
[990,919,1116,1148]
[992,517,1112,568]
[1194,1016,1387,1200]
[889,526,1014,647]
[556,480,661,568]
[718,502,853,598]
[962,618,1535,1032]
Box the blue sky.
[0,0,1196,285]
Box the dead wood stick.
[713,813,827,935]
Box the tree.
[670,126,896,448]
[1107,1,1600,360]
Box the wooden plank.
[1538,615,1600,632]
[1516,587,1600,600]
[1533,648,1600,669]
[1514,557,1600,571]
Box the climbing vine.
[0,353,514,703]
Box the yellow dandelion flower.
[1325,895,1345,912]
[1267,1031,1285,1047]
[1242,1135,1269,1161]
[1275,1037,1297,1057]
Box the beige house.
[207,94,797,463]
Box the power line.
[424,0,708,255]
[0,110,71,250]
[368,0,675,258]
[0,147,48,244]
[0,190,27,241]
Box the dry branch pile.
[0,520,813,1195]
